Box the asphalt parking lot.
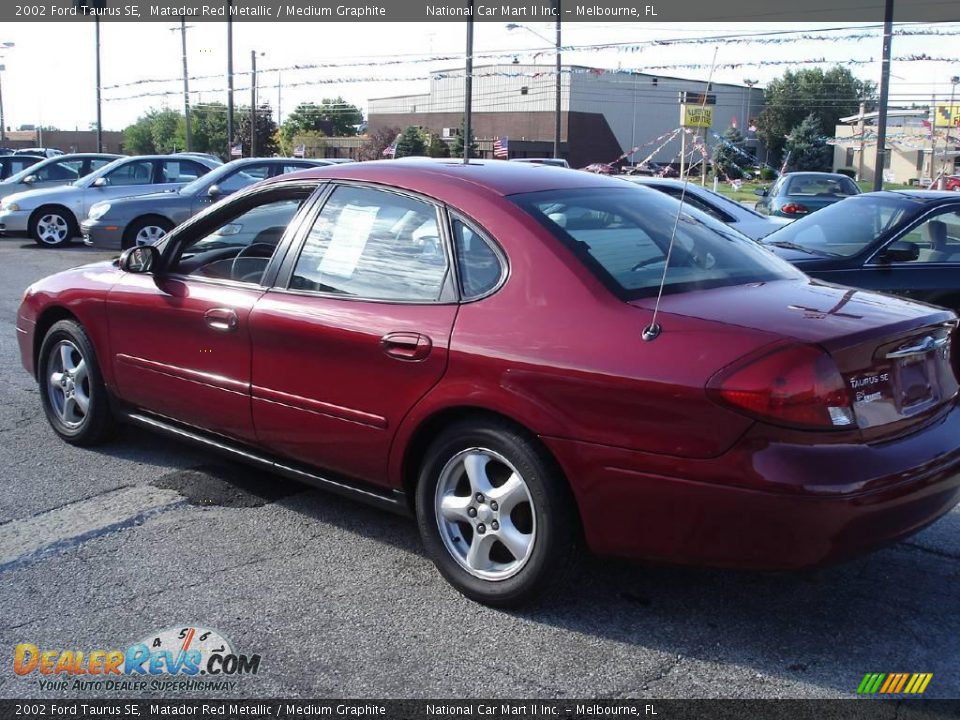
[0,237,957,700]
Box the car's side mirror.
[754,187,768,197]
[22,174,37,185]
[118,245,159,274]
[879,241,920,263]
[207,184,222,198]
[92,177,107,188]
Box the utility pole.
[463,4,473,164]
[0,45,10,144]
[940,76,959,189]
[743,79,757,153]
[872,0,894,191]
[95,14,102,151]
[250,50,257,157]
[226,0,234,155]
[554,0,561,159]
[857,101,866,182]
[176,18,192,152]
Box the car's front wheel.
[123,216,173,250]
[416,419,578,607]
[30,206,78,247]
[38,319,114,445]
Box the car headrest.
[924,220,947,251]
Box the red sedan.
[16,160,960,606]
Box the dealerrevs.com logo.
[13,626,262,692]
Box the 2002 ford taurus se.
[16,159,960,606]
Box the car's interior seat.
[919,220,948,262]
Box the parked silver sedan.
[0,154,220,247]
[622,176,790,241]
[82,157,331,250]
[0,153,122,205]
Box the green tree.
[151,108,184,153]
[123,113,158,155]
[318,97,363,136]
[451,121,478,159]
[394,126,426,158]
[783,114,833,172]
[359,126,400,161]
[712,125,746,180]
[425,132,451,158]
[177,102,230,159]
[279,102,327,155]
[757,66,875,163]
[235,104,279,157]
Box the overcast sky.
[0,21,956,132]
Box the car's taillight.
[781,202,809,215]
[707,344,856,430]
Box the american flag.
[382,141,397,158]
[493,136,509,158]
[230,143,242,158]
[293,144,306,158]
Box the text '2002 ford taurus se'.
[16,160,960,606]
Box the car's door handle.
[380,332,432,361]
[204,308,239,333]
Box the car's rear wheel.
[123,216,173,250]
[415,419,578,607]
[38,320,114,445]
[30,206,78,247]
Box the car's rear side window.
[451,218,504,299]
[511,187,799,300]
[290,185,449,302]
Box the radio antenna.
[642,47,720,342]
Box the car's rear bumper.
[544,404,960,569]
[81,219,123,249]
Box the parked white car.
[0,153,122,206]
[622,176,791,241]
[0,154,221,247]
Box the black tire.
[30,205,79,247]
[122,216,174,250]
[415,418,579,607]
[37,319,115,445]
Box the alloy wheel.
[46,340,90,428]
[434,448,537,581]
[36,213,70,245]
[135,225,167,246]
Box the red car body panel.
[16,160,960,570]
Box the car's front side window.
[895,209,960,263]
[168,192,310,284]
[289,185,449,302]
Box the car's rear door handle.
[204,308,239,333]
[380,332,432,361]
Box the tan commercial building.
[832,108,957,186]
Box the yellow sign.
[934,104,960,128]
[681,104,714,128]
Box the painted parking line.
[0,485,186,573]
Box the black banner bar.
[3,0,960,23]
[2,700,960,720]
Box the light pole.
[743,78,757,151]
[507,16,562,160]
[227,0,234,155]
[0,42,14,144]
[940,76,959,189]
[171,18,193,152]
[250,50,257,157]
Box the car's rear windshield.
[763,195,916,258]
[511,186,801,300]
[785,175,860,197]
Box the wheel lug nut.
[491,521,499,531]
[475,493,484,503]
[467,507,477,518]
[476,524,486,534]
[490,501,498,511]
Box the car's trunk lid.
[630,279,959,437]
